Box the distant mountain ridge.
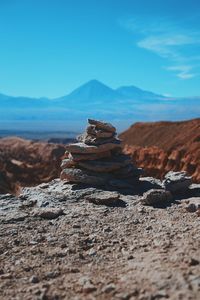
[0,79,165,104]
[0,79,200,131]
[56,80,164,103]
[57,80,124,103]
[116,85,164,100]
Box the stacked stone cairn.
[60,119,143,189]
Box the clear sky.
[0,0,200,98]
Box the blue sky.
[0,0,200,98]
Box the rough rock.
[65,142,121,154]
[60,168,108,186]
[32,207,64,219]
[29,275,39,284]
[78,157,130,173]
[3,211,28,224]
[85,191,120,205]
[61,158,76,168]
[77,133,118,145]
[69,151,111,161]
[141,189,173,205]
[88,119,116,133]
[163,171,192,193]
[78,161,122,173]
[86,125,114,138]
[139,177,163,190]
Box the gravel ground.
[0,179,200,300]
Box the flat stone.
[77,155,130,173]
[78,161,123,173]
[139,177,163,189]
[163,171,192,193]
[141,189,173,205]
[32,207,64,219]
[88,119,116,133]
[65,142,121,154]
[188,184,200,197]
[61,158,76,169]
[77,133,118,146]
[85,191,120,205]
[86,125,114,138]
[60,168,109,185]
[69,151,111,161]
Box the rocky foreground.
[0,177,200,300]
[1,119,200,300]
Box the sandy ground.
[0,180,200,300]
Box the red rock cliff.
[119,119,200,182]
[0,137,66,194]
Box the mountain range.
[0,79,200,131]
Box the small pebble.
[30,275,39,283]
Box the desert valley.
[0,118,199,195]
[0,118,200,300]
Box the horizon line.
[0,78,200,99]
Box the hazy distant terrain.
[1,80,200,132]
[0,128,77,141]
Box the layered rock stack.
[60,119,143,189]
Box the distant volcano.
[0,79,200,131]
[56,79,163,103]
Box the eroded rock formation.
[120,118,200,182]
[0,137,66,194]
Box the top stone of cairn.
[60,119,143,189]
[88,119,116,133]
